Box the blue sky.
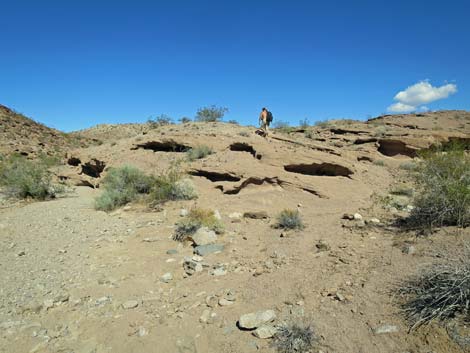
[1,0,469,131]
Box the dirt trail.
[1,185,466,353]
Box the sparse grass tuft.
[238,131,250,137]
[314,119,332,128]
[396,258,470,330]
[0,155,63,200]
[373,159,386,166]
[186,145,213,161]
[276,209,304,230]
[407,144,469,228]
[399,161,417,171]
[174,207,224,241]
[272,320,316,353]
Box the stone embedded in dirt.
[17,251,26,257]
[184,259,203,275]
[335,292,346,302]
[218,298,234,307]
[402,244,416,255]
[368,218,381,224]
[180,209,189,217]
[253,325,278,339]
[243,211,269,219]
[43,299,54,310]
[200,309,211,323]
[353,213,363,220]
[374,324,399,334]
[211,266,227,276]
[238,310,276,330]
[229,212,243,221]
[194,244,224,256]
[122,300,139,309]
[166,249,178,255]
[316,240,331,252]
[192,227,217,246]
[161,273,173,283]
[214,210,222,220]
[205,295,218,308]
[342,213,355,220]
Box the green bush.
[276,209,304,230]
[186,145,213,161]
[174,207,224,241]
[0,155,62,200]
[408,145,469,228]
[149,163,197,205]
[95,165,154,211]
[195,105,228,122]
[148,114,173,128]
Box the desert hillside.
[0,106,469,353]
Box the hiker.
[259,107,273,136]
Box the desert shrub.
[0,155,62,200]
[273,121,290,129]
[390,186,414,197]
[148,114,173,128]
[238,131,249,137]
[186,145,213,161]
[373,159,386,166]
[276,209,304,230]
[95,165,154,211]
[195,105,228,122]
[374,126,389,137]
[174,207,224,241]
[299,118,309,128]
[149,162,197,206]
[272,321,316,353]
[304,130,316,139]
[396,259,470,330]
[407,145,469,228]
[399,161,417,171]
[314,119,331,128]
[180,117,191,123]
[227,119,239,125]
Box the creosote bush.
[147,114,173,127]
[397,259,470,330]
[272,320,316,353]
[186,145,213,161]
[95,165,154,211]
[0,155,63,200]
[149,163,197,206]
[195,105,228,122]
[174,207,224,241]
[276,209,304,230]
[407,144,469,228]
[95,163,197,211]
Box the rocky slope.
[0,106,469,353]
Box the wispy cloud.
[387,80,457,113]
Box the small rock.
[214,210,222,220]
[369,218,381,224]
[253,325,278,339]
[194,244,224,256]
[211,267,227,276]
[53,293,70,303]
[166,249,178,255]
[17,251,26,257]
[205,295,218,308]
[229,212,242,222]
[200,309,211,323]
[138,327,148,337]
[184,259,203,275]
[335,292,345,302]
[122,300,139,309]
[374,324,399,334]
[161,273,173,283]
[402,244,416,255]
[192,227,217,246]
[142,237,158,243]
[43,299,54,310]
[243,211,268,219]
[353,213,363,220]
[238,310,276,329]
[342,213,354,220]
[180,209,189,217]
[315,240,330,252]
[192,255,204,262]
[219,298,234,306]
[355,220,366,228]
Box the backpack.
[266,111,273,125]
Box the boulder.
[192,227,217,246]
[238,310,276,329]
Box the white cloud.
[387,80,457,113]
[387,102,416,113]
